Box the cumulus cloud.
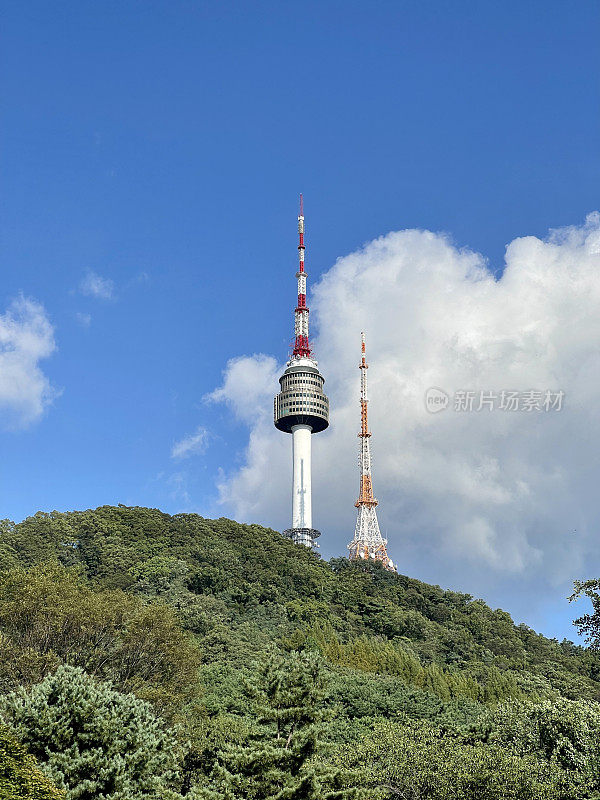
[210,213,600,625]
[0,297,57,428]
[171,426,209,459]
[207,355,280,424]
[79,271,114,300]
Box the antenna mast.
[293,194,311,357]
[348,333,396,571]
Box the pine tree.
[196,652,356,800]
[0,665,183,800]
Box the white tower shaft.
[292,424,312,529]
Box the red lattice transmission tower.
[347,332,396,571]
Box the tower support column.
[292,424,312,530]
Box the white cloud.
[207,355,280,425]
[210,213,600,624]
[79,271,114,300]
[0,297,57,428]
[171,426,209,459]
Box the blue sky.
[1,0,599,640]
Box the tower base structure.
[282,527,321,548]
[348,539,394,568]
[349,506,395,570]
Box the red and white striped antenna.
[292,194,311,358]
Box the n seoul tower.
[274,197,329,548]
[348,333,395,571]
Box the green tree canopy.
[2,507,600,799]
[337,716,576,799]
[197,652,356,800]
[571,580,600,650]
[484,697,600,792]
[0,665,183,800]
[0,563,200,715]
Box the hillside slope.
[3,506,600,798]
[1,504,597,729]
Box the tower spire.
[293,194,311,357]
[348,333,395,571]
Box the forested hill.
[2,505,600,799]
[0,504,596,706]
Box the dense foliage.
[1,665,183,800]
[0,505,599,798]
[0,563,200,716]
[337,715,576,799]
[196,652,355,799]
[571,580,600,650]
[0,725,64,800]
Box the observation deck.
[274,357,330,434]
